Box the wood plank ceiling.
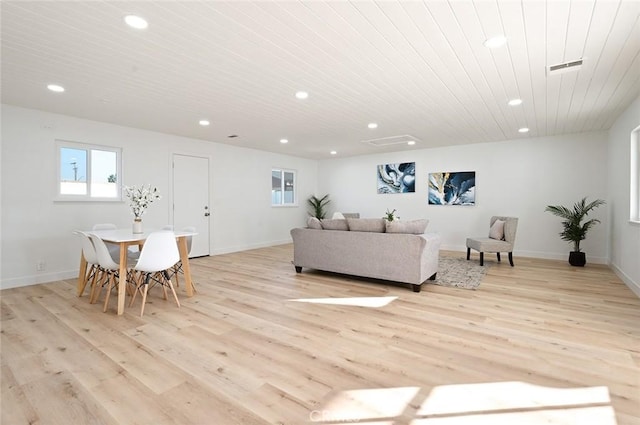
[1,1,639,159]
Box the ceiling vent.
[361,134,420,147]
[548,58,583,75]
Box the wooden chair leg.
[88,269,101,303]
[129,273,143,307]
[508,252,514,267]
[103,275,115,312]
[140,284,149,317]
[497,252,501,262]
[480,252,484,266]
[466,247,471,260]
[166,278,181,308]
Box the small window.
[631,126,640,223]
[272,168,296,206]
[56,140,122,201]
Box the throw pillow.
[307,216,322,230]
[332,212,345,219]
[320,219,349,231]
[385,219,429,234]
[489,219,505,240]
[346,218,386,233]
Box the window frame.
[271,168,297,207]
[55,139,123,202]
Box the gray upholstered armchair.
[466,216,518,266]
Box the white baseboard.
[1,270,78,290]
[440,244,609,265]
[610,262,640,298]
[211,239,292,256]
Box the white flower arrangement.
[124,184,161,218]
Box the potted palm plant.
[307,194,330,219]
[545,197,605,266]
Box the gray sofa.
[290,218,441,292]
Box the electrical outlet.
[36,261,46,271]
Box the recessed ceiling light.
[483,35,507,49]
[280,139,288,144]
[518,127,529,133]
[47,84,65,93]
[124,15,148,29]
[407,141,416,146]
[368,123,378,129]
[508,98,523,106]
[295,91,309,99]
[330,150,337,155]
[199,120,210,126]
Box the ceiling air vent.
[361,134,420,147]
[548,58,583,75]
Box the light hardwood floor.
[1,246,639,425]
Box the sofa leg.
[479,252,484,266]
[496,252,501,262]
[508,252,514,267]
[412,284,421,293]
[429,272,436,281]
[466,247,470,260]
[294,266,302,273]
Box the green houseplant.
[307,194,330,219]
[545,197,605,266]
[383,208,399,221]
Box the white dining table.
[77,228,197,315]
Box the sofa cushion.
[489,219,505,240]
[307,216,323,230]
[347,218,386,233]
[385,219,429,234]
[320,219,349,231]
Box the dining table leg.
[177,237,194,297]
[117,242,128,315]
[77,252,88,296]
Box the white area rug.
[432,257,491,290]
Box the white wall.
[1,105,317,289]
[607,96,640,296]
[317,131,610,263]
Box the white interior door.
[172,154,210,257]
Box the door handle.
[204,212,210,217]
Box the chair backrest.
[77,231,99,265]
[88,233,121,270]
[490,216,518,244]
[181,226,196,254]
[135,231,180,273]
[93,223,117,230]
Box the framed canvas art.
[428,171,475,205]
[377,162,415,194]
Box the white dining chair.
[88,233,133,312]
[128,230,181,317]
[92,223,140,260]
[92,223,120,262]
[75,231,102,298]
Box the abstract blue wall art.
[377,162,416,194]
[428,171,476,205]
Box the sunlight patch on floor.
[311,387,419,423]
[418,381,611,415]
[288,296,398,308]
[310,382,616,424]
